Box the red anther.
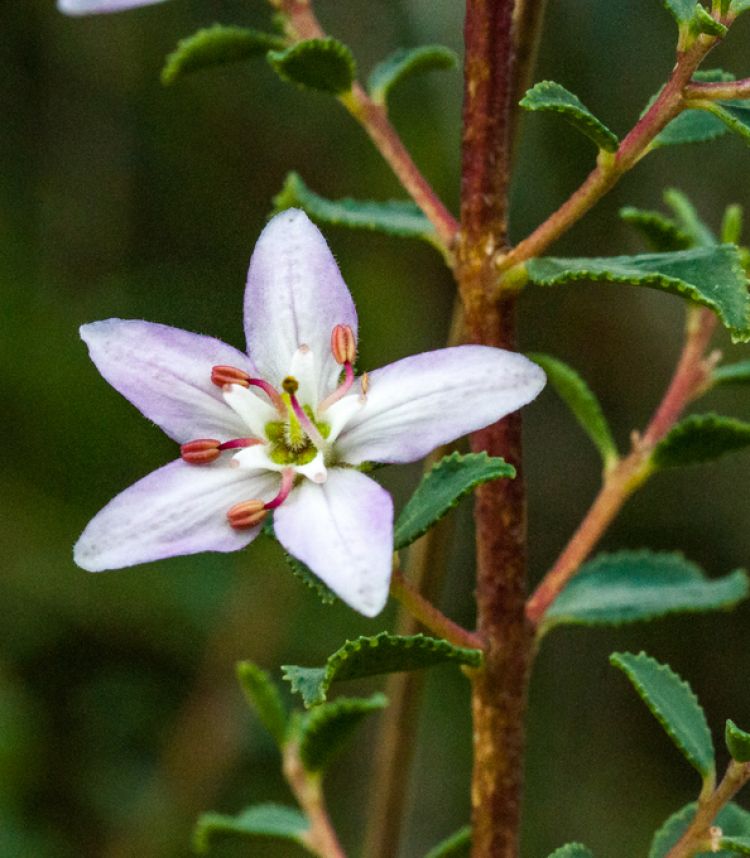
[227,499,268,529]
[180,438,221,464]
[218,437,263,451]
[331,324,356,365]
[211,365,251,388]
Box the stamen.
[212,365,285,413]
[218,437,263,451]
[331,324,356,365]
[264,468,295,510]
[226,468,295,529]
[180,439,220,464]
[289,393,327,450]
[360,371,369,401]
[318,361,355,412]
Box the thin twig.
[685,77,750,100]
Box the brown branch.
[685,77,750,101]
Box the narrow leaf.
[283,633,483,707]
[299,693,387,772]
[368,45,458,105]
[273,172,438,246]
[543,551,748,632]
[520,81,619,151]
[394,452,515,549]
[702,101,750,146]
[610,651,715,778]
[651,71,734,149]
[236,661,288,747]
[425,826,472,858]
[161,25,284,86]
[193,804,308,852]
[692,5,728,35]
[721,836,750,853]
[663,188,717,247]
[526,246,750,343]
[726,719,750,762]
[548,846,595,858]
[712,360,750,386]
[620,207,692,252]
[662,0,699,24]
[526,353,617,467]
[650,802,750,857]
[268,37,355,94]
[653,414,750,469]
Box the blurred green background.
[3,1,750,856]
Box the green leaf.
[650,802,750,857]
[663,188,718,247]
[651,71,733,149]
[283,633,483,707]
[161,25,284,86]
[520,81,619,151]
[722,204,744,245]
[193,804,308,853]
[543,551,748,632]
[548,846,595,858]
[268,37,355,94]
[610,651,715,778]
[526,246,750,343]
[368,45,458,105]
[701,101,750,146]
[620,207,692,252]
[662,0,699,24]
[712,360,750,386]
[526,353,617,467]
[653,414,750,468]
[298,693,387,772]
[394,452,515,550]
[731,0,750,15]
[726,719,750,762]
[425,826,472,858]
[236,661,288,747]
[263,519,337,604]
[272,172,438,246]
[692,5,728,35]
[721,837,750,854]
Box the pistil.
[283,376,327,451]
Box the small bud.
[180,438,220,464]
[331,324,356,365]
[227,499,268,529]
[212,365,251,388]
[282,376,299,394]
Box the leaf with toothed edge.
[662,0,699,24]
[547,846,595,858]
[298,692,387,772]
[520,80,619,151]
[726,719,750,762]
[283,633,483,707]
[235,661,288,747]
[267,38,356,94]
[620,207,692,252]
[368,45,458,105]
[161,25,285,86]
[610,651,715,778]
[424,825,472,858]
[649,802,750,857]
[526,353,617,467]
[272,172,439,247]
[653,414,750,469]
[394,452,515,550]
[650,71,734,150]
[193,804,308,853]
[701,101,750,146]
[263,519,337,604]
[526,246,750,343]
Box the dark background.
[3,1,750,856]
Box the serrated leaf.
[653,414,750,468]
[611,651,715,778]
[263,519,337,604]
[526,353,617,467]
[236,661,288,747]
[161,25,284,86]
[712,360,750,386]
[520,80,619,151]
[394,452,515,550]
[620,207,692,252]
[721,837,750,854]
[662,0,699,24]
[283,633,483,707]
[268,37,355,94]
[526,246,750,343]
[425,826,472,858]
[368,45,458,105]
[543,551,748,632]
[193,804,308,853]
[298,692,387,772]
[701,101,750,146]
[663,188,717,248]
[272,172,438,246]
[650,802,750,857]
[726,719,750,762]
[651,71,734,149]
[548,846,595,858]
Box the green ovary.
[265,406,330,466]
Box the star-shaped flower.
[74,210,545,616]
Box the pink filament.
[218,437,263,451]
[247,378,285,414]
[264,468,295,510]
[318,362,355,412]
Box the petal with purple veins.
[74,460,279,571]
[273,469,393,617]
[334,346,546,464]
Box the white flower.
[58,0,168,15]
[74,210,545,616]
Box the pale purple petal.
[74,460,279,571]
[81,320,254,443]
[58,0,168,14]
[244,210,357,401]
[273,469,393,617]
[334,346,546,464]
